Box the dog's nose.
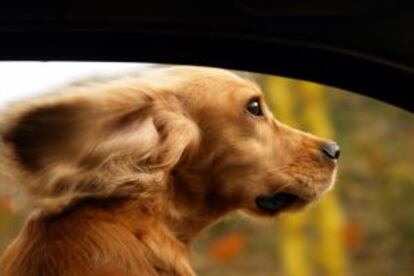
[320,142,340,160]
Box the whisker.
[265,165,290,174]
[272,182,293,194]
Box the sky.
[0,61,151,107]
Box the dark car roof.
[1,1,413,111]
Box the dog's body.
[0,66,339,275]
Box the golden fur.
[0,66,338,275]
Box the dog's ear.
[2,95,199,172]
[1,90,200,210]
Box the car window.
[0,62,413,276]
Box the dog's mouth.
[255,192,307,215]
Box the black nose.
[320,142,340,160]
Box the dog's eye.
[246,98,263,116]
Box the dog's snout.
[320,142,340,160]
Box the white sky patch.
[0,61,152,107]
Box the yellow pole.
[264,76,311,276]
[298,81,347,276]
[263,76,347,276]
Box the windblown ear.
[1,90,200,213]
[2,92,200,172]
[2,96,160,173]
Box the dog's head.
[161,67,339,217]
[1,66,338,218]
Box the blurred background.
[0,62,413,276]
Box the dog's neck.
[162,169,234,244]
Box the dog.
[0,66,339,275]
